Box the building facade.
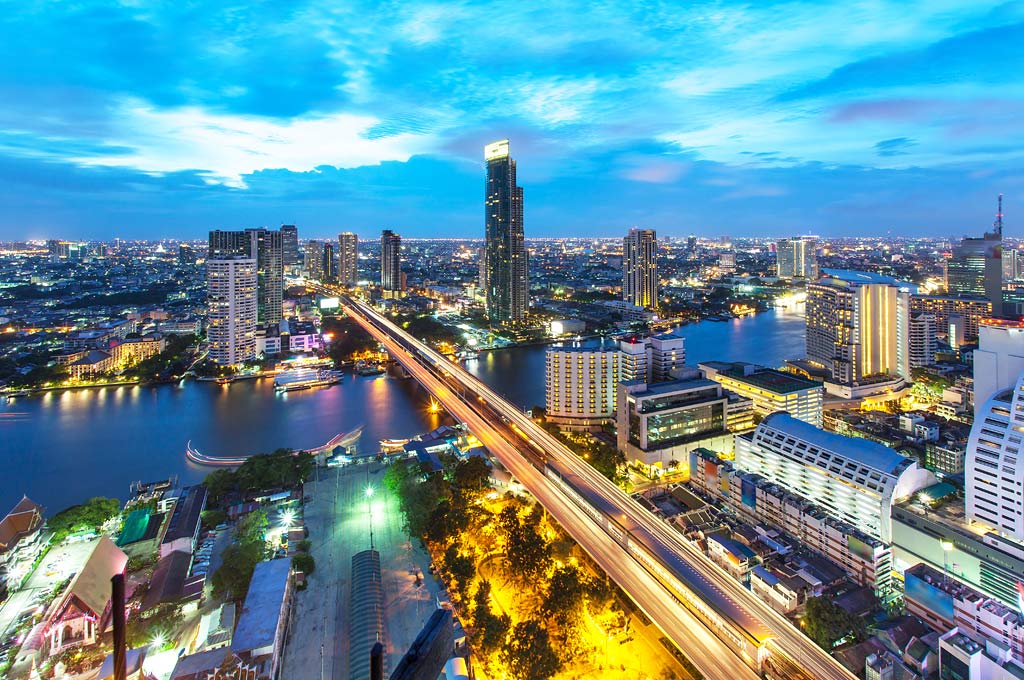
[321,243,336,283]
[381,229,403,295]
[735,413,935,543]
[484,139,528,324]
[699,361,824,427]
[207,257,257,366]
[207,229,283,324]
[909,294,991,343]
[338,232,358,286]
[304,241,324,281]
[776,236,819,279]
[947,228,1002,311]
[545,348,620,430]
[280,224,299,270]
[623,228,658,311]
[972,320,1024,417]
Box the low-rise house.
[230,559,294,679]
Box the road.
[341,297,857,680]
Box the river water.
[0,307,804,513]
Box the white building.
[206,257,257,366]
[966,370,1024,542]
[545,347,620,430]
[699,361,823,427]
[735,413,935,543]
[650,333,685,383]
[938,629,1024,680]
[973,319,1024,418]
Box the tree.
[211,541,265,601]
[542,564,589,628]
[47,497,121,541]
[499,506,551,580]
[291,552,315,575]
[443,542,475,595]
[499,620,562,680]
[451,456,491,496]
[473,580,510,654]
[803,596,866,649]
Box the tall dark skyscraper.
[322,242,337,283]
[947,199,1003,312]
[281,224,299,269]
[484,139,527,325]
[338,232,358,286]
[623,228,658,310]
[206,228,284,324]
[381,229,403,295]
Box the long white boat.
[273,368,343,392]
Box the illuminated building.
[972,319,1024,415]
[805,272,900,385]
[545,347,620,431]
[947,225,1002,311]
[206,257,257,366]
[776,236,819,280]
[484,139,528,324]
[304,241,324,281]
[338,232,358,285]
[321,242,336,283]
[699,361,823,427]
[206,228,283,324]
[381,229,403,294]
[281,224,299,270]
[735,413,935,543]
[719,250,737,274]
[910,294,991,341]
[623,228,658,311]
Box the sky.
[1,1,1022,240]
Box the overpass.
[340,296,856,680]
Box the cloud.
[874,137,917,156]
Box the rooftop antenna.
[995,193,1004,236]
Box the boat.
[355,361,386,376]
[273,368,343,392]
[2,389,32,399]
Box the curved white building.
[966,371,1024,541]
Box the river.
[0,306,804,513]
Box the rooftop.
[759,413,909,474]
[701,361,822,394]
[231,558,292,654]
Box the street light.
[365,485,374,498]
[280,510,295,528]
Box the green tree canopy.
[48,497,121,541]
[499,620,562,680]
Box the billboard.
[847,534,875,561]
[741,477,757,509]
[319,297,340,310]
[905,571,954,623]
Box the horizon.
[0,2,1020,239]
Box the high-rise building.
[718,250,737,274]
[304,241,324,281]
[686,235,697,256]
[206,257,257,366]
[909,294,991,341]
[381,230,403,294]
[178,244,196,265]
[206,229,283,324]
[735,414,935,543]
[805,273,900,384]
[281,225,299,269]
[322,243,337,283]
[649,333,685,383]
[775,236,819,279]
[947,203,1002,311]
[623,228,658,311]
[545,348,620,431]
[338,232,358,286]
[484,139,528,324]
[967,370,1024,543]
[972,319,1024,416]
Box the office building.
[972,319,1024,415]
[776,236,819,279]
[805,272,900,386]
[649,333,685,383]
[898,291,938,379]
[206,257,257,366]
[909,295,991,342]
[699,361,824,427]
[937,628,1024,680]
[735,413,935,543]
[338,232,358,285]
[321,242,336,283]
[545,348,620,431]
[623,228,658,311]
[280,224,299,269]
[484,139,528,324]
[947,222,1003,311]
[178,244,196,265]
[719,250,737,274]
[304,241,324,281]
[966,369,1024,542]
[381,229,403,295]
[690,449,893,594]
[617,377,754,471]
[206,229,283,324]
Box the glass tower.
[484,139,527,325]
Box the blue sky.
[1,1,1022,240]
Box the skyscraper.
[776,236,819,279]
[206,257,257,366]
[281,224,299,269]
[947,199,1003,311]
[338,232,358,286]
[206,229,283,324]
[484,139,527,325]
[381,230,403,294]
[322,243,337,283]
[623,228,658,311]
[304,241,324,281]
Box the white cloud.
[68,99,433,186]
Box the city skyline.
[0,2,1020,240]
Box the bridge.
[339,296,856,680]
[186,428,363,467]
